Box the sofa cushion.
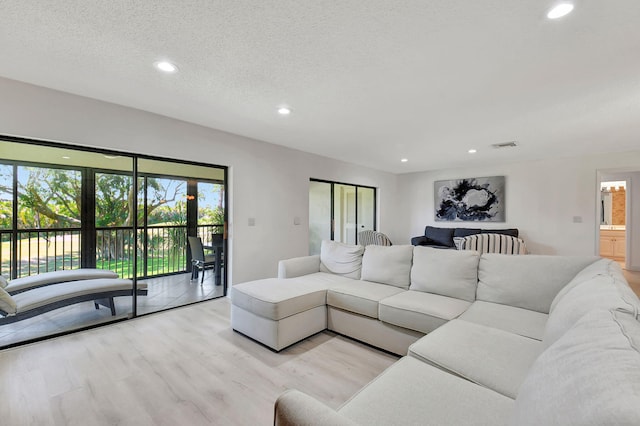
[327,280,404,319]
[456,234,527,255]
[361,245,413,289]
[424,226,455,247]
[408,319,543,399]
[410,246,479,302]
[476,254,598,314]
[549,258,620,313]
[543,272,640,348]
[230,278,329,321]
[288,271,358,287]
[379,290,471,334]
[458,300,548,340]
[481,228,518,237]
[275,389,360,426]
[512,309,640,426]
[453,228,481,238]
[319,240,364,280]
[0,275,8,289]
[339,356,514,426]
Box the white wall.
[397,152,640,270]
[630,172,640,271]
[0,77,399,284]
[3,76,639,281]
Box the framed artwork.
[434,176,505,222]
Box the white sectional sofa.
[230,240,640,425]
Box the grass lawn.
[2,233,187,278]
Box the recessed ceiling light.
[62,156,71,159]
[278,107,291,115]
[468,149,477,154]
[154,61,178,73]
[401,158,408,163]
[547,3,574,19]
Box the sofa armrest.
[411,236,429,246]
[277,255,321,278]
[274,389,359,426]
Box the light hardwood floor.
[0,272,224,348]
[0,297,398,425]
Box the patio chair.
[0,278,148,324]
[188,236,216,284]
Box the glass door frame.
[0,135,229,305]
[310,178,377,246]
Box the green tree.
[0,165,12,229]
[17,167,81,229]
[96,175,185,261]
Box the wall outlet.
[572,216,583,223]
[294,217,301,225]
[248,217,255,226]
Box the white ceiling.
[1,1,639,174]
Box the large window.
[309,179,377,255]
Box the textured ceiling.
[1,1,639,173]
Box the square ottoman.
[230,278,329,351]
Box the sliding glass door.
[309,179,376,255]
[0,137,227,348]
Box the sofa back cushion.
[543,270,640,348]
[548,258,616,313]
[319,240,365,279]
[361,245,414,289]
[453,228,481,238]
[455,233,526,255]
[481,228,519,237]
[410,246,480,302]
[424,226,455,247]
[512,309,640,426]
[476,254,598,314]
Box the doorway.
[309,179,376,255]
[599,179,627,263]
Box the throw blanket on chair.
[454,233,527,255]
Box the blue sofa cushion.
[412,227,520,247]
[482,228,519,238]
[453,228,482,238]
[424,226,455,247]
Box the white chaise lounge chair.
[1,268,119,294]
[0,278,148,324]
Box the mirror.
[600,181,626,226]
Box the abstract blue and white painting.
[434,176,505,222]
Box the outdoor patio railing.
[1,224,223,279]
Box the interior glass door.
[309,180,377,254]
[309,181,331,255]
[334,184,357,245]
[356,187,375,240]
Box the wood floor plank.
[0,297,398,425]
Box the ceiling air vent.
[491,141,518,149]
